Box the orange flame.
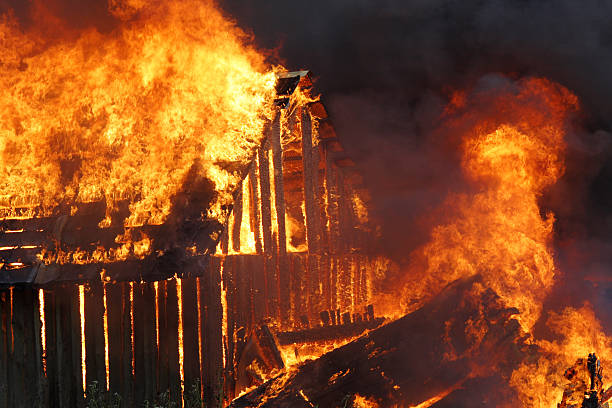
[0,0,277,227]
[404,78,577,331]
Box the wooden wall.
[0,257,223,408]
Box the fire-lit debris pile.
[231,276,535,408]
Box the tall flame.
[399,77,612,407]
[404,78,577,331]
[0,0,277,225]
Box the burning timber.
[0,71,386,408]
[230,276,532,408]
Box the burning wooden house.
[0,71,388,407]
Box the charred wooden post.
[165,279,181,405]
[106,283,123,395]
[258,147,273,256]
[84,282,106,390]
[301,107,321,254]
[232,188,243,253]
[249,164,263,254]
[270,110,290,325]
[201,257,224,408]
[181,277,200,398]
[121,282,134,405]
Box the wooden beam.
[106,283,123,395]
[249,164,263,254]
[231,188,243,253]
[301,108,321,254]
[165,279,181,405]
[181,277,200,395]
[258,147,273,255]
[201,257,223,408]
[121,282,134,405]
[270,110,287,256]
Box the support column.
[249,164,263,254]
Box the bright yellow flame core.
[0,0,277,225]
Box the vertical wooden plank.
[6,289,14,408]
[258,146,273,255]
[157,280,169,395]
[231,188,243,253]
[33,289,47,408]
[220,227,229,255]
[70,285,84,407]
[325,150,340,255]
[320,254,331,312]
[43,290,58,407]
[223,256,236,402]
[55,289,68,408]
[165,279,181,405]
[132,282,145,405]
[121,282,134,405]
[249,163,263,254]
[181,277,200,397]
[20,289,38,407]
[10,288,26,408]
[252,257,266,323]
[85,283,106,389]
[269,110,291,323]
[106,284,123,395]
[0,290,8,408]
[56,287,77,408]
[271,109,287,257]
[301,107,321,254]
[142,283,157,403]
[204,256,224,408]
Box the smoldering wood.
[230,276,528,408]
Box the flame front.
[0,0,277,225]
[398,77,611,406]
[405,78,576,331]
